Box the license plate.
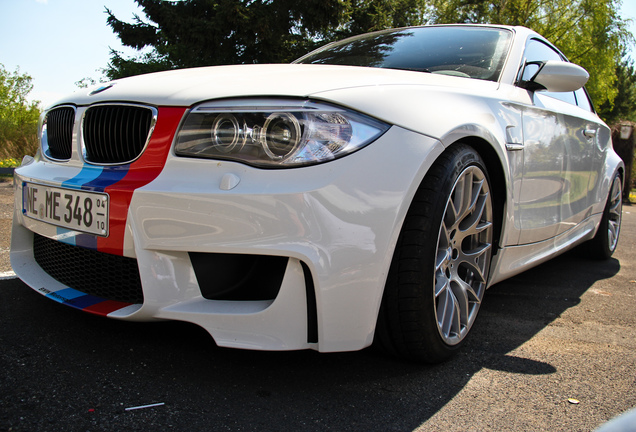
[23,182,109,236]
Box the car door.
[517,39,599,244]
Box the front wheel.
[375,144,494,363]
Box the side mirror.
[518,60,589,92]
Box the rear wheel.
[376,144,494,362]
[579,172,622,260]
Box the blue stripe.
[55,229,98,249]
[62,165,104,190]
[54,163,127,250]
[46,287,84,302]
[56,227,76,246]
[45,288,105,310]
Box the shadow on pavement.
[0,250,620,431]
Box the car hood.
[57,64,498,108]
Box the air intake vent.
[83,104,155,164]
[33,233,144,304]
[44,106,75,160]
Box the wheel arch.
[597,149,626,214]
[446,135,507,256]
[373,139,500,361]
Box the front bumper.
[11,124,443,352]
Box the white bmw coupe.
[11,24,623,362]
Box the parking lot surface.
[1,177,635,431]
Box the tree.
[105,0,346,79]
[104,0,429,79]
[0,64,41,159]
[598,56,636,124]
[104,0,631,118]
[428,0,632,120]
[334,0,429,38]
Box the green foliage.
[429,0,632,118]
[335,0,429,37]
[0,64,41,159]
[104,0,632,121]
[598,57,636,124]
[0,158,20,168]
[104,0,429,79]
[106,49,173,80]
[105,0,348,79]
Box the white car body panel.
[61,64,497,109]
[11,24,624,353]
[12,126,445,352]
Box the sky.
[0,0,144,107]
[1,0,636,109]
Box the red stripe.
[84,300,133,316]
[97,107,187,255]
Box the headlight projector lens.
[211,114,242,153]
[261,113,302,160]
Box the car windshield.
[295,26,513,82]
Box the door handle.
[584,129,597,138]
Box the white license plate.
[23,182,109,236]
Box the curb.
[0,271,17,280]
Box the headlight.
[174,99,389,168]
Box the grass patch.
[0,158,20,168]
[0,158,19,179]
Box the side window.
[522,39,577,105]
[574,87,593,112]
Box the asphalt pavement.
[0,177,635,431]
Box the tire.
[375,144,494,363]
[579,172,622,260]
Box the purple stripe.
[75,233,98,249]
[65,294,105,309]
[81,164,130,191]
